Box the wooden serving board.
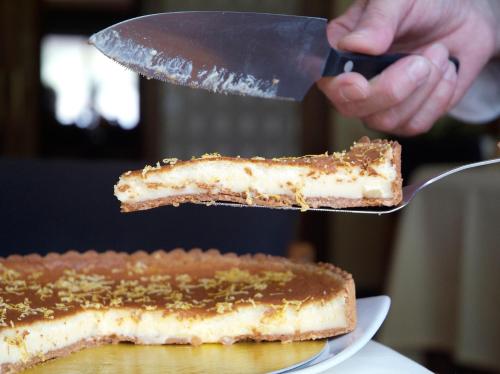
[25,341,325,374]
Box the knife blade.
[89,11,459,101]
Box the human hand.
[317,0,500,136]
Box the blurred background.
[0,0,499,373]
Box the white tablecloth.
[379,163,500,371]
[324,341,431,373]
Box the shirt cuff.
[449,60,500,124]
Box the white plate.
[281,295,391,373]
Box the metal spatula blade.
[213,158,500,215]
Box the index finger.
[326,0,367,47]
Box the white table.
[323,341,431,373]
[379,163,500,371]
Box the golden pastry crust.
[121,192,400,212]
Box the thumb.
[337,0,409,55]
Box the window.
[41,34,139,130]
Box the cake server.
[214,157,500,215]
[89,11,459,101]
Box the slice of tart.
[114,137,402,212]
[0,249,356,373]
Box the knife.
[89,11,459,101]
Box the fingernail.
[345,28,370,40]
[408,57,431,85]
[339,83,367,102]
[427,43,449,73]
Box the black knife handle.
[323,48,460,80]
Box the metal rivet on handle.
[344,61,354,73]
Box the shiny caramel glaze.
[125,137,397,178]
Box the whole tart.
[0,249,356,373]
[114,137,402,212]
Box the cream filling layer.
[115,151,397,204]
[0,297,348,366]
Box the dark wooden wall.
[0,0,40,157]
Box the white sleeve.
[449,60,500,124]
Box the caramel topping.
[126,137,394,179]
[0,250,349,329]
